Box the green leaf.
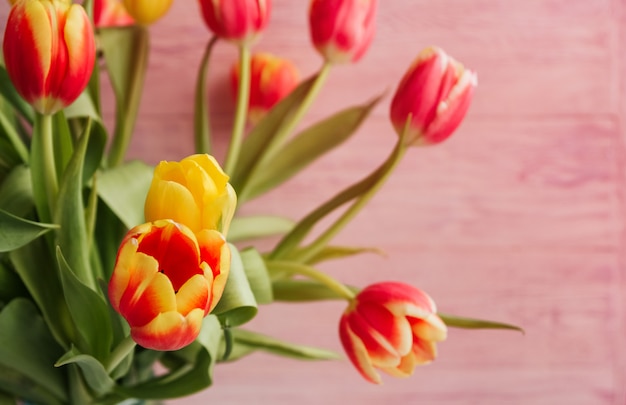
[0,165,33,217]
[0,261,28,302]
[228,215,294,242]
[0,65,34,125]
[229,75,317,190]
[54,119,96,289]
[56,347,115,396]
[439,313,524,333]
[227,329,339,361]
[51,110,74,177]
[304,245,385,265]
[243,95,382,201]
[272,279,358,302]
[97,160,153,229]
[239,247,273,304]
[57,247,114,362]
[212,244,257,327]
[0,298,67,404]
[0,208,58,252]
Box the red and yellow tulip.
[198,0,271,45]
[231,52,299,125]
[121,0,172,25]
[339,282,447,384]
[93,0,135,28]
[390,46,477,146]
[309,0,377,64]
[108,220,230,351]
[144,154,237,236]
[2,0,96,115]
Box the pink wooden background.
[2,0,625,404]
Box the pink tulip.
[339,282,447,384]
[309,0,377,64]
[198,0,271,45]
[230,53,300,124]
[390,46,477,146]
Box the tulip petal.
[125,272,176,327]
[356,301,413,357]
[346,310,401,368]
[410,315,447,342]
[339,315,382,384]
[131,308,204,351]
[176,274,210,317]
[144,178,202,232]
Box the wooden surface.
[2,1,625,403]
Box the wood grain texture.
[1,0,624,403]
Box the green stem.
[106,335,136,374]
[267,260,355,300]
[37,113,58,215]
[238,62,331,201]
[224,45,251,174]
[194,36,218,154]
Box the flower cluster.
[0,0,518,403]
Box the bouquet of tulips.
[0,0,521,403]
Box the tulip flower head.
[108,220,231,351]
[2,0,96,115]
[122,0,172,25]
[339,282,447,384]
[231,53,300,124]
[144,154,237,236]
[309,0,377,64]
[390,46,477,146]
[198,0,271,45]
[93,0,135,28]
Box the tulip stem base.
[194,36,218,155]
[224,45,251,174]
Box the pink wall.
[3,1,625,404]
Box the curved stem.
[224,45,251,174]
[194,36,218,154]
[37,113,58,215]
[267,260,355,300]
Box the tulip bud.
[93,0,134,28]
[339,282,447,384]
[309,0,377,64]
[197,0,271,45]
[2,0,96,115]
[121,0,172,25]
[390,47,477,146]
[144,154,237,236]
[231,53,299,125]
[108,220,230,351]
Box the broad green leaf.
[239,247,273,304]
[194,315,222,380]
[0,365,62,405]
[0,389,17,405]
[228,215,295,242]
[212,244,257,327]
[54,120,96,289]
[57,247,113,362]
[0,208,57,252]
[0,261,28,302]
[97,160,153,229]
[0,298,67,404]
[439,313,524,333]
[0,165,33,217]
[56,348,115,396]
[304,245,385,265]
[272,279,358,302]
[242,95,382,201]
[226,329,339,361]
[0,65,34,124]
[9,238,76,347]
[229,75,317,191]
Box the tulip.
[108,220,230,351]
[339,282,447,384]
[2,0,96,115]
[121,0,172,25]
[309,0,377,64]
[390,46,477,146]
[93,0,134,28]
[144,154,237,235]
[198,0,271,45]
[231,53,299,125]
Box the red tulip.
[230,53,299,124]
[309,0,377,64]
[108,220,230,351]
[2,0,96,115]
[93,0,134,28]
[390,46,477,146]
[339,282,447,384]
[198,0,271,45]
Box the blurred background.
[3,1,624,404]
